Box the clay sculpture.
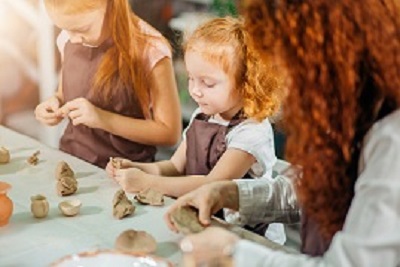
[55,161,77,196]
[59,199,82,216]
[135,188,164,206]
[55,161,75,180]
[169,206,205,235]
[30,194,49,218]
[27,151,40,165]
[0,147,10,164]
[115,229,157,254]
[57,176,78,196]
[113,189,135,219]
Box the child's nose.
[190,85,203,98]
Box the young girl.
[107,17,285,243]
[35,0,181,168]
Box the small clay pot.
[0,147,10,164]
[58,199,82,217]
[30,194,49,218]
[0,182,13,226]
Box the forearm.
[236,175,300,225]
[129,160,182,176]
[147,174,211,198]
[99,110,180,146]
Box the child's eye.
[202,80,215,88]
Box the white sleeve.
[233,112,400,267]
[227,118,277,178]
[182,108,201,140]
[56,30,69,61]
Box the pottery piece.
[31,194,49,218]
[0,147,10,164]
[113,190,135,219]
[27,150,40,165]
[59,199,82,217]
[55,161,75,180]
[0,182,13,226]
[169,206,205,235]
[57,176,78,196]
[134,188,164,206]
[115,229,157,254]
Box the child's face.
[185,50,241,120]
[47,5,108,47]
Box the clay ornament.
[55,161,75,180]
[169,206,205,235]
[115,229,157,254]
[135,188,164,206]
[31,194,49,218]
[113,190,135,219]
[57,176,78,196]
[59,199,82,216]
[27,150,40,166]
[0,147,10,164]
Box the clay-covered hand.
[180,227,239,266]
[58,98,103,128]
[164,181,239,232]
[35,96,63,126]
[105,158,135,179]
[114,168,153,193]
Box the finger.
[68,109,81,120]
[71,116,84,126]
[163,211,179,233]
[48,98,60,111]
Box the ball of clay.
[135,188,164,206]
[115,229,157,254]
[55,161,75,180]
[30,194,49,218]
[57,176,78,196]
[0,147,10,164]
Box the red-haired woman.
[35,0,181,168]
[165,0,400,266]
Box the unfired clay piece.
[58,199,82,216]
[110,157,122,169]
[55,161,75,180]
[169,206,205,235]
[113,189,135,219]
[27,151,40,165]
[115,229,157,254]
[0,147,10,164]
[57,176,78,196]
[30,194,49,218]
[134,188,164,206]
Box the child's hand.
[57,98,103,129]
[114,168,152,193]
[105,157,135,178]
[35,96,63,126]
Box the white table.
[0,126,182,267]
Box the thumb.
[198,200,212,226]
[49,97,60,112]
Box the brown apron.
[185,111,269,236]
[59,40,156,168]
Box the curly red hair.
[243,0,400,240]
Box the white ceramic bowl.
[52,250,171,267]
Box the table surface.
[0,126,182,267]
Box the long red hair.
[244,0,400,240]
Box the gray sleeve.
[235,176,300,225]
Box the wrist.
[221,181,239,211]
